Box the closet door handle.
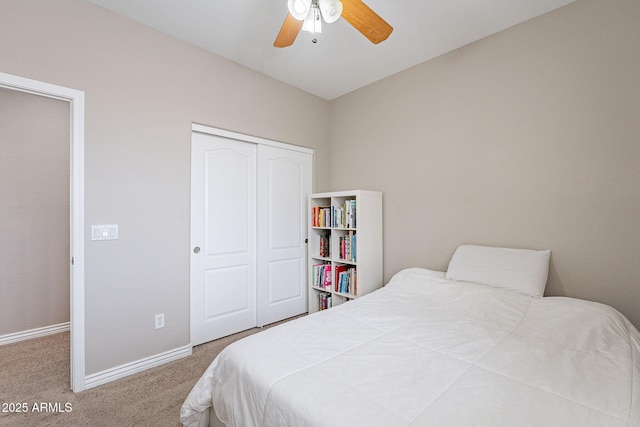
[193,246,201,254]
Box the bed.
[180,245,640,427]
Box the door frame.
[192,123,315,155]
[0,71,86,392]
[190,123,313,342]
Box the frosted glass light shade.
[318,0,343,23]
[288,0,312,20]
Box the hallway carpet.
[0,324,276,427]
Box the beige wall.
[329,0,640,328]
[1,0,638,380]
[0,88,70,335]
[0,0,330,374]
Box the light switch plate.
[91,224,118,241]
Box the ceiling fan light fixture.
[275,0,392,48]
[302,4,322,33]
[287,0,311,21]
[318,0,343,24]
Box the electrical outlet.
[155,313,165,329]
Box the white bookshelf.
[308,190,383,313]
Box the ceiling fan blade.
[274,13,304,48]
[341,0,393,44]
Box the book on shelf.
[334,264,357,295]
[318,230,330,258]
[311,206,331,227]
[338,231,356,262]
[353,268,357,295]
[346,199,356,228]
[312,200,356,229]
[318,292,332,310]
[312,263,332,290]
[323,265,332,289]
[332,200,356,228]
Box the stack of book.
[311,200,357,229]
[311,206,332,227]
[318,292,332,310]
[311,263,332,289]
[334,264,357,295]
[318,231,330,257]
[332,200,356,228]
[338,231,356,262]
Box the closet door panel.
[191,132,257,346]
[204,266,250,318]
[269,158,303,249]
[257,145,312,326]
[191,125,313,343]
[268,258,302,304]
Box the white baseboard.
[0,322,70,346]
[84,344,193,389]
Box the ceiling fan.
[274,0,393,47]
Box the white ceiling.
[85,0,574,100]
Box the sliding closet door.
[257,145,312,326]
[190,132,257,346]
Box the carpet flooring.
[0,325,274,427]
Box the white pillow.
[445,245,551,297]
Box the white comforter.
[181,268,640,427]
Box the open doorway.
[0,72,85,391]
[0,87,70,337]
